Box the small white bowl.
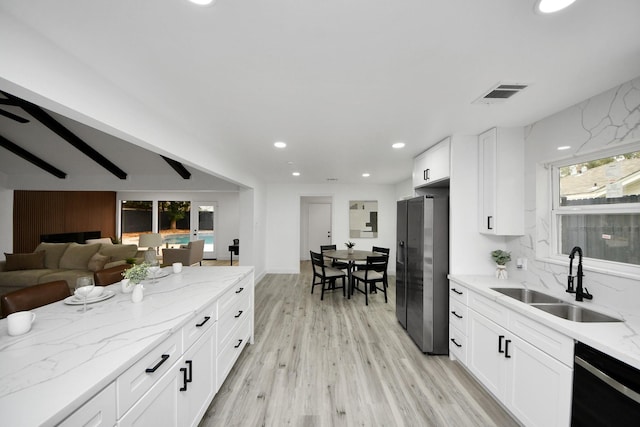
[76,287,104,299]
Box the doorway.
[301,196,333,260]
[192,202,217,259]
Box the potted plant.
[345,241,356,254]
[491,250,511,279]
[121,262,149,293]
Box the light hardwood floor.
[198,261,517,427]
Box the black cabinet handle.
[235,287,244,294]
[196,316,211,327]
[451,288,463,295]
[451,311,463,319]
[145,354,170,373]
[185,360,193,383]
[424,169,430,181]
[450,338,462,348]
[498,335,505,354]
[234,339,243,348]
[505,340,512,359]
[487,216,493,230]
[234,310,243,318]
[180,367,188,391]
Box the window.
[552,146,640,270]
[158,201,191,249]
[120,200,153,245]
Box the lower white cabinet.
[58,383,117,427]
[450,280,573,427]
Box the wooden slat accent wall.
[13,191,116,253]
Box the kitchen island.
[0,266,254,426]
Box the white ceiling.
[1,0,640,187]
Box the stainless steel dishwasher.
[572,342,640,426]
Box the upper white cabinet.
[478,127,524,235]
[413,137,450,188]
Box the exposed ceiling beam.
[0,108,29,123]
[0,91,128,180]
[161,156,192,179]
[0,134,67,179]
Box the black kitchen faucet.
[567,246,593,302]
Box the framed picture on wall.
[349,200,378,238]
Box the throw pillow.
[4,251,46,271]
[87,252,111,272]
[34,242,70,269]
[58,243,101,270]
[86,237,113,245]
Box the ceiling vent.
[473,83,529,104]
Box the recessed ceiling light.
[274,141,287,149]
[535,0,577,14]
[557,146,571,151]
[362,173,370,177]
[292,172,300,176]
[392,142,405,149]
[188,0,216,5]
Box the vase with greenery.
[491,250,511,279]
[345,241,355,254]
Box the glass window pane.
[559,150,640,206]
[197,205,215,253]
[559,213,640,265]
[121,201,153,245]
[158,201,191,249]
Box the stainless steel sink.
[491,287,564,304]
[530,303,623,323]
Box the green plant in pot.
[491,250,511,279]
[345,241,355,254]
[121,263,149,289]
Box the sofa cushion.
[86,237,113,245]
[59,243,101,270]
[34,243,70,269]
[4,251,46,271]
[38,270,93,290]
[99,244,138,262]
[87,252,111,272]
[104,260,128,270]
[0,269,60,289]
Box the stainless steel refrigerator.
[396,195,449,354]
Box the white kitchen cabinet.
[478,127,524,235]
[449,283,469,364]
[179,327,216,427]
[413,137,450,188]
[466,298,572,427]
[58,383,117,427]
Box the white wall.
[508,76,640,312]
[265,183,397,274]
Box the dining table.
[322,249,385,299]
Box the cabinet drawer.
[218,277,251,314]
[216,315,251,391]
[449,282,468,305]
[449,300,468,335]
[508,310,574,366]
[59,382,116,427]
[468,291,508,326]
[217,291,251,352]
[183,301,217,351]
[117,332,182,418]
[449,324,467,365]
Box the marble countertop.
[0,266,254,427]
[449,275,640,371]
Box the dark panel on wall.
[13,191,116,253]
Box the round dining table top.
[323,249,383,261]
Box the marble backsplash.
[508,76,640,313]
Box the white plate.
[64,290,116,305]
[144,268,171,281]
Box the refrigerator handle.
[399,240,404,247]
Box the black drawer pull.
[450,338,462,348]
[451,311,463,319]
[234,339,243,348]
[185,360,193,382]
[235,287,244,294]
[234,310,243,318]
[487,216,493,230]
[196,316,211,327]
[145,354,170,373]
[451,288,463,295]
[180,367,188,392]
[505,339,512,359]
[498,335,505,354]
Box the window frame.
[549,142,640,279]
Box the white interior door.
[192,202,216,259]
[308,203,331,256]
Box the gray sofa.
[0,242,141,295]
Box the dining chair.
[310,251,347,300]
[372,246,390,255]
[320,245,349,270]
[94,264,132,286]
[351,255,389,305]
[1,280,71,318]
